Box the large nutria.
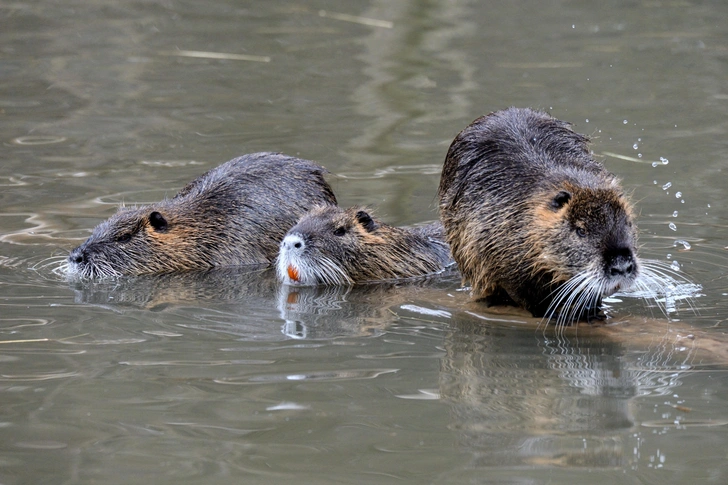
[67,152,337,278]
[276,205,453,285]
[438,107,640,322]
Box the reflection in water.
[277,281,436,340]
[68,266,276,310]
[440,319,632,468]
[66,266,458,341]
[436,312,719,472]
[350,0,476,162]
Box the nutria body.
[67,152,337,278]
[276,205,453,285]
[438,107,639,321]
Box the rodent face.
[277,206,383,286]
[67,205,210,278]
[530,183,639,318]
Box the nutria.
[67,152,337,278]
[438,107,640,322]
[276,205,453,285]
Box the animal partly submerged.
[277,205,452,285]
[67,152,337,278]
[438,107,642,322]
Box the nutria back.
[438,107,639,321]
[277,205,453,285]
[67,152,337,278]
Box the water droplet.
[671,261,681,270]
[659,157,669,165]
[708,204,711,208]
[638,137,642,142]
[623,119,628,124]
[585,118,589,123]
[675,191,682,198]
[653,180,658,184]
[668,222,677,231]
[652,162,658,167]
[674,240,691,250]
[633,143,639,149]
[638,153,642,158]
[662,182,672,190]
[672,211,678,217]
[681,200,685,204]
[666,253,672,259]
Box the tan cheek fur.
[526,204,572,282]
[355,230,387,246]
[142,223,201,255]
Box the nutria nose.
[282,234,305,252]
[607,253,635,277]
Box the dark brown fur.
[438,107,639,320]
[67,152,337,278]
[277,205,453,285]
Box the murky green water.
[2,1,728,483]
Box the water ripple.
[641,419,728,428]
[214,368,398,385]
[120,359,275,366]
[0,370,79,381]
[11,135,67,145]
[356,351,444,359]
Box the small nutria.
[438,107,639,322]
[276,205,453,285]
[67,152,337,278]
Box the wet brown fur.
[68,152,337,277]
[278,205,453,284]
[438,107,639,318]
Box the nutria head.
[67,199,241,278]
[438,107,640,321]
[525,182,639,320]
[66,152,337,278]
[277,205,451,286]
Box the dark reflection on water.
[441,320,637,469]
[3,0,728,483]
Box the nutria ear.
[551,191,572,209]
[149,211,168,232]
[355,210,377,232]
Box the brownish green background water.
[2,1,728,483]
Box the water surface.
[2,1,728,483]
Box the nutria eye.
[576,227,587,238]
[355,210,376,232]
[333,227,346,237]
[551,190,572,209]
[116,233,132,243]
[149,211,168,232]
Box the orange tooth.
[287,265,300,282]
